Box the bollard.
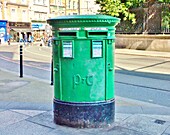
[20,45,23,78]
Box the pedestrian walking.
[7,34,12,45]
[19,33,23,43]
[40,37,44,46]
[29,34,34,46]
[48,36,52,47]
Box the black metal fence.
[116,3,170,34]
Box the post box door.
[60,39,106,102]
[106,39,114,100]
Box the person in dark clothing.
[7,34,12,45]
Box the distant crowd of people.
[7,33,52,47]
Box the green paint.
[48,15,120,102]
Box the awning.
[11,28,33,32]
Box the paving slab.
[48,127,95,135]
[0,110,29,128]
[141,114,170,122]
[99,126,151,135]
[78,125,151,135]
[0,120,53,135]
[78,128,106,134]
[116,106,143,114]
[120,114,170,135]
[26,111,95,134]
[11,109,47,117]
[46,123,148,135]
[141,107,170,115]
[0,79,30,93]
[25,110,154,135]
[27,111,56,129]
[164,125,170,134]
[5,101,52,111]
[115,113,133,123]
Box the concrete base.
[53,98,115,128]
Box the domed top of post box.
[47,15,120,28]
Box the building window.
[34,12,39,20]
[43,0,46,5]
[59,0,62,6]
[11,9,15,12]
[11,0,16,3]
[39,13,41,20]
[11,9,17,20]
[69,0,71,9]
[21,0,26,4]
[22,10,27,21]
[73,1,76,9]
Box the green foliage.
[125,0,146,8]
[161,4,170,28]
[158,0,170,3]
[96,0,170,32]
[158,0,170,28]
[96,0,148,24]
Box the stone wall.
[115,34,170,52]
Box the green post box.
[47,15,120,128]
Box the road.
[0,44,51,81]
[115,53,170,78]
[0,44,170,107]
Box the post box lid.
[47,15,120,27]
[48,15,119,20]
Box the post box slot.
[88,32,107,36]
[59,32,77,37]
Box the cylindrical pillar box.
[47,15,120,128]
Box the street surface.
[115,52,170,107]
[0,44,170,107]
[0,44,170,135]
[0,44,51,81]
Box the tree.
[96,0,146,24]
[158,0,170,29]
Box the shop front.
[9,22,32,42]
[31,22,47,41]
[0,20,7,43]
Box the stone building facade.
[0,0,99,42]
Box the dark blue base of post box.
[53,98,115,128]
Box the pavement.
[115,48,170,58]
[0,46,170,135]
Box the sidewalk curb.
[115,49,170,58]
